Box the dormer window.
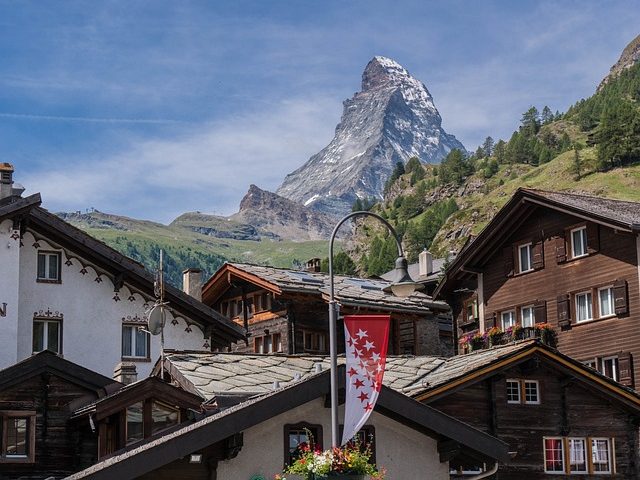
[518,243,533,273]
[37,251,61,283]
[570,227,587,258]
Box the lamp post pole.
[328,210,418,448]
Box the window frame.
[601,356,619,382]
[501,310,516,330]
[32,317,62,354]
[544,436,565,473]
[506,379,521,404]
[570,226,588,259]
[567,437,588,473]
[598,286,615,318]
[36,250,62,283]
[254,332,283,353]
[121,324,151,361]
[575,291,593,323]
[543,437,616,475]
[524,380,540,405]
[591,437,613,474]
[283,422,323,468]
[0,411,36,464]
[518,242,533,273]
[521,304,535,328]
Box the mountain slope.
[276,56,465,217]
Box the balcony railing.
[458,324,557,354]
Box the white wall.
[0,219,21,367]
[217,397,450,480]
[8,229,208,379]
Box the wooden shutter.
[555,235,567,263]
[534,300,547,324]
[503,246,514,277]
[618,352,634,388]
[557,294,570,326]
[586,223,600,254]
[613,279,629,315]
[532,239,544,270]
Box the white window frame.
[575,291,593,323]
[501,310,516,330]
[506,379,521,404]
[583,359,597,370]
[591,438,613,474]
[571,226,588,258]
[122,325,150,359]
[524,380,540,405]
[568,437,588,473]
[518,243,533,273]
[36,251,61,282]
[601,356,619,382]
[32,318,62,354]
[543,437,565,473]
[521,305,535,328]
[598,286,615,318]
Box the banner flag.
[341,314,390,446]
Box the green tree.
[494,140,507,164]
[520,106,541,136]
[438,149,472,185]
[541,106,554,124]
[321,251,357,275]
[384,162,406,193]
[571,146,583,180]
[482,136,495,157]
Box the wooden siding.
[427,359,640,479]
[479,208,640,384]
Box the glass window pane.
[151,401,179,435]
[600,288,613,316]
[48,254,58,280]
[569,438,587,472]
[135,328,147,357]
[572,228,587,257]
[524,381,539,403]
[545,438,564,472]
[501,311,515,329]
[506,380,520,403]
[47,321,60,353]
[33,321,45,352]
[126,402,144,444]
[519,245,531,272]
[6,417,28,456]
[122,326,133,357]
[576,293,592,322]
[37,254,46,279]
[522,307,534,328]
[592,439,611,472]
[264,335,273,353]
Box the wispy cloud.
[0,112,185,124]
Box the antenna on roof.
[146,249,169,377]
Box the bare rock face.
[229,185,335,241]
[598,34,640,91]
[276,56,465,217]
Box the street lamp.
[327,210,423,447]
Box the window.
[521,305,535,328]
[592,438,613,473]
[544,437,565,473]
[122,325,149,359]
[126,402,144,444]
[0,412,36,463]
[32,318,61,354]
[524,380,540,404]
[543,437,615,475]
[304,332,327,353]
[518,243,533,273]
[501,310,516,330]
[151,401,179,435]
[575,292,593,322]
[568,438,587,473]
[571,227,588,258]
[465,299,478,323]
[598,287,614,317]
[506,379,520,404]
[284,423,322,467]
[37,251,61,282]
[254,333,282,353]
[602,356,619,381]
[583,359,597,370]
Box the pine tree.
[541,106,554,124]
[482,136,495,157]
[571,146,582,180]
[494,140,507,164]
[520,107,541,136]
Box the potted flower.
[469,331,485,351]
[535,323,557,347]
[278,437,385,480]
[510,324,524,341]
[486,326,503,347]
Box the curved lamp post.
[328,210,423,447]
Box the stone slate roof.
[162,351,445,400]
[226,262,449,313]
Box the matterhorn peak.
[277,56,465,217]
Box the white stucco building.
[0,164,244,379]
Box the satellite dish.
[147,305,166,336]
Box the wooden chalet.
[435,188,640,387]
[406,340,640,479]
[202,262,452,356]
[64,366,509,480]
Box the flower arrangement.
[469,331,485,351]
[535,322,557,346]
[485,326,503,347]
[277,435,385,480]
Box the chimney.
[114,362,137,385]
[0,163,14,199]
[183,268,203,301]
[305,258,321,273]
[419,249,433,276]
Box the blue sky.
[1,1,639,222]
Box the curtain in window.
[577,293,592,321]
[135,328,147,357]
[592,439,610,472]
[37,254,47,279]
[569,439,586,472]
[48,254,58,280]
[122,326,133,356]
[545,438,563,472]
[599,288,613,316]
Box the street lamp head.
[383,256,424,297]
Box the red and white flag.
[341,314,390,446]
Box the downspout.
[465,462,499,479]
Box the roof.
[158,351,444,399]
[64,367,509,480]
[0,350,121,395]
[203,262,449,313]
[404,340,640,411]
[0,194,245,347]
[434,188,640,298]
[381,257,446,284]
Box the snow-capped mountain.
[276,56,465,216]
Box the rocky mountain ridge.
[598,34,640,91]
[276,56,465,217]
